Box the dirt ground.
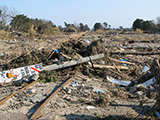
[0,31,160,120]
[0,72,156,120]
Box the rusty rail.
[30,73,77,120]
[0,79,40,106]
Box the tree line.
[0,6,160,36]
[132,18,160,33]
[0,6,112,35]
[0,6,60,36]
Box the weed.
[94,112,98,117]
[78,98,85,103]
[39,70,59,83]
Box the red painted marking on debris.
[15,75,17,77]
[31,67,40,72]
[4,80,6,83]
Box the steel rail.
[0,79,40,106]
[30,73,77,120]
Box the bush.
[39,70,59,83]
[94,29,104,34]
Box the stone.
[30,93,45,103]
[136,91,143,96]
[64,96,71,101]
[67,89,72,94]
[29,89,37,94]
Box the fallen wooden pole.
[90,64,128,70]
[108,56,136,65]
[44,53,104,71]
[110,51,160,55]
[48,51,55,60]
[30,73,77,120]
[61,52,72,60]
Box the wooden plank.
[108,56,136,65]
[91,64,128,70]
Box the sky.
[1,0,160,28]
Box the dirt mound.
[7,50,51,69]
[58,39,105,57]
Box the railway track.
[0,79,40,106]
[0,67,79,120]
[30,72,77,119]
[0,71,78,119]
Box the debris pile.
[0,32,160,119]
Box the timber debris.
[0,32,160,119]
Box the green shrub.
[39,70,59,83]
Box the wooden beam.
[108,56,136,65]
[110,51,160,55]
[90,64,128,70]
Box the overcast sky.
[1,0,160,28]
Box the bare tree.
[9,7,18,18]
[0,6,9,28]
[0,6,18,29]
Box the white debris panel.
[0,63,43,83]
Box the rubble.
[0,32,160,119]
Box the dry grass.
[136,28,143,34]
[68,31,89,39]
[0,30,13,40]
[93,29,104,34]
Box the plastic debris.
[131,49,136,52]
[53,49,60,53]
[120,59,127,66]
[140,66,150,74]
[103,43,106,46]
[1,54,4,57]
[122,46,127,49]
[137,114,145,118]
[107,76,131,86]
[102,61,105,64]
[84,40,90,45]
[29,89,37,94]
[155,112,160,119]
[86,106,96,110]
[96,89,105,94]
[70,81,79,87]
[88,62,92,65]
